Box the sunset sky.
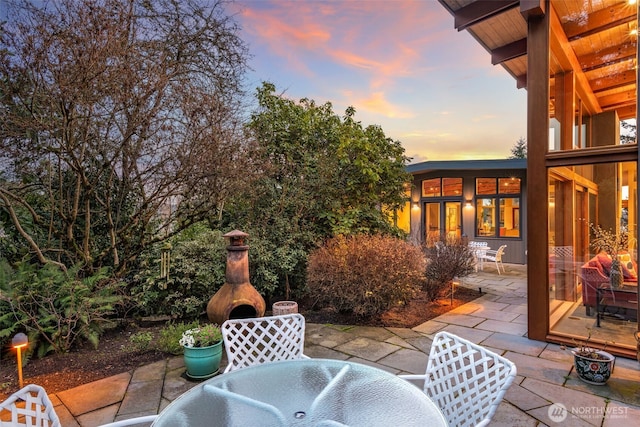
[231,0,528,163]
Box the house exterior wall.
[408,160,527,264]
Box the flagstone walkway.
[47,264,640,426]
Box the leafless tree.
[0,0,252,274]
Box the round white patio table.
[152,358,448,427]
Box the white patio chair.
[399,331,517,427]
[97,415,157,426]
[482,244,507,274]
[469,241,489,271]
[221,313,309,373]
[0,384,60,427]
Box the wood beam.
[516,74,527,89]
[545,144,638,167]
[597,88,636,108]
[491,38,527,65]
[454,0,519,31]
[578,42,636,72]
[558,72,575,150]
[615,104,637,120]
[563,2,636,42]
[526,8,550,342]
[520,0,545,19]
[591,70,636,94]
[549,4,602,115]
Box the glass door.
[426,202,462,244]
[445,202,462,240]
[425,202,440,246]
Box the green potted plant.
[179,322,223,379]
[590,224,630,288]
[566,328,615,385]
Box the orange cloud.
[350,91,415,118]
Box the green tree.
[0,0,250,274]
[227,82,411,298]
[509,137,527,159]
[620,120,636,144]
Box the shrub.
[422,235,475,301]
[129,224,227,319]
[128,331,153,352]
[157,321,198,355]
[0,260,124,355]
[306,234,425,318]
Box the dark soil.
[0,286,480,401]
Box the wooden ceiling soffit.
[491,38,527,65]
[563,2,636,42]
[453,0,520,31]
[549,4,602,115]
[578,42,637,73]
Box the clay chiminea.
[206,230,266,324]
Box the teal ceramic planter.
[183,341,223,379]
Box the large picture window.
[475,178,521,238]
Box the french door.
[425,201,461,245]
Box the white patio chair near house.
[221,313,310,373]
[482,244,507,274]
[469,241,489,271]
[399,331,517,427]
[0,384,60,427]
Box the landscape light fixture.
[12,333,28,388]
[465,200,473,208]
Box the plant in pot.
[589,224,630,289]
[179,322,223,379]
[566,328,615,385]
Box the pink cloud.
[237,1,447,85]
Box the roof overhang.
[407,158,527,175]
[438,0,637,120]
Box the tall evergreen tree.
[509,137,527,159]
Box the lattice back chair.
[0,384,60,427]
[399,331,517,427]
[469,241,489,271]
[221,313,310,373]
[482,244,507,274]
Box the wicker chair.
[399,331,517,427]
[221,313,309,373]
[0,384,60,427]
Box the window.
[475,178,521,238]
[422,178,462,197]
[422,178,441,197]
[442,178,462,196]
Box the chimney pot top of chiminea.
[223,229,249,246]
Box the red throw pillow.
[595,252,612,276]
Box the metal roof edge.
[406,158,527,174]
